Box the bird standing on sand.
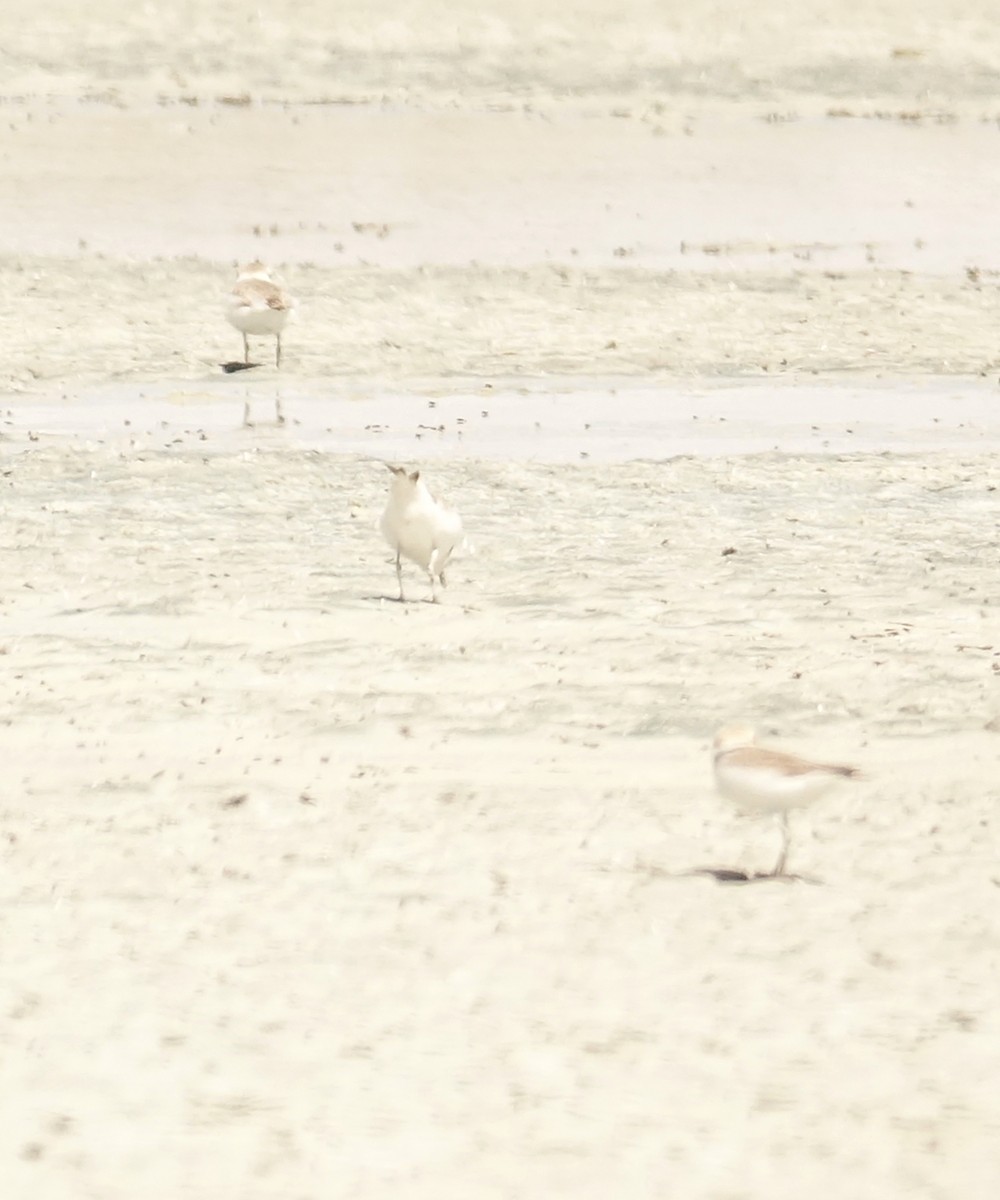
[380,465,464,603]
[225,261,295,367]
[712,723,861,876]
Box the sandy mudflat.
[2,3,1000,1199]
[1,445,999,1200]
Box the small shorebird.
[225,261,295,367]
[380,465,464,603]
[712,723,860,877]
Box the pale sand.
[3,109,1000,392]
[4,0,1000,114]
[2,3,1000,1198]
[2,444,998,1199]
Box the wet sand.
[6,104,1000,274]
[3,376,1000,461]
[2,4,1000,1199]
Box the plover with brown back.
[225,261,295,368]
[712,723,861,878]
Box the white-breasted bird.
[712,723,861,876]
[379,465,464,603]
[225,261,295,367]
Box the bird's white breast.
[713,757,840,813]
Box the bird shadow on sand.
[221,361,262,374]
[683,866,823,886]
[635,861,823,886]
[365,593,439,606]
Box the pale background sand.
[1,4,999,1199]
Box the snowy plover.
[712,723,860,877]
[225,261,295,367]
[380,465,464,603]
